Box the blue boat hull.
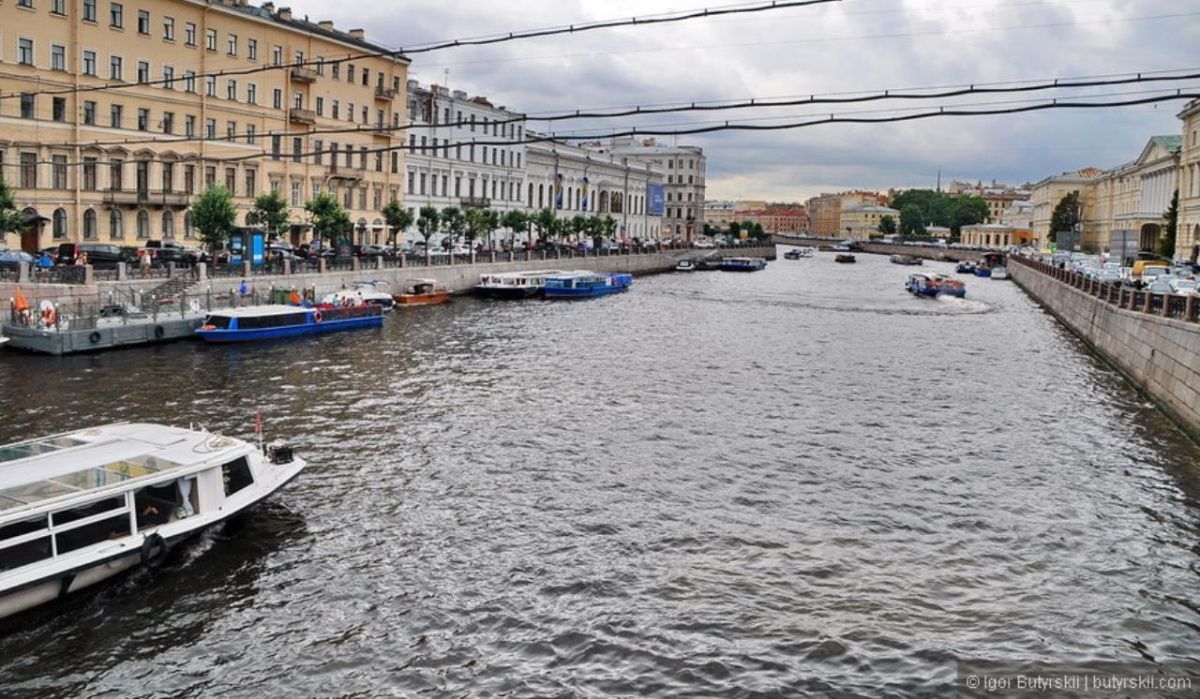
[544,283,630,300]
[940,288,967,298]
[197,315,383,343]
[973,268,992,277]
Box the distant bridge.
[770,234,979,263]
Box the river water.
[1,249,1199,696]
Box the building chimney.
[261,1,274,11]
[277,6,292,21]
[348,28,365,40]
[318,20,334,31]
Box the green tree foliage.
[1048,192,1081,244]
[601,215,619,239]
[532,209,557,243]
[441,207,464,247]
[191,185,238,252]
[899,204,925,236]
[416,206,440,246]
[381,199,414,249]
[0,176,24,240]
[244,189,290,240]
[877,215,897,235]
[890,189,988,236]
[501,209,529,249]
[479,209,500,248]
[304,192,351,244]
[1159,189,1179,259]
[461,207,486,247]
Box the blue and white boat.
[543,272,633,300]
[905,273,941,298]
[719,257,768,272]
[196,304,383,343]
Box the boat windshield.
[0,455,182,512]
[0,437,87,465]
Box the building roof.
[218,1,409,62]
[843,204,898,214]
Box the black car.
[55,242,129,269]
[142,240,192,266]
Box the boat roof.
[0,423,248,519]
[206,304,310,318]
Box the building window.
[292,137,303,163]
[203,166,215,190]
[292,92,303,109]
[53,209,68,239]
[163,16,174,40]
[245,169,256,196]
[184,211,194,238]
[137,60,149,84]
[109,55,122,80]
[184,71,196,93]
[163,66,174,88]
[206,75,216,96]
[83,0,96,21]
[347,65,355,83]
[136,209,150,239]
[185,115,195,137]
[272,89,282,109]
[205,29,217,51]
[184,165,195,194]
[162,211,174,239]
[332,100,340,119]
[137,9,149,34]
[52,156,68,189]
[332,63,340,80]
[224,168,236,194]
[184,22,196,46]
[20,93,35,119]
[246,124,256,144]
[18,38,34,66]
[226,121,236,140]
[271,135,281,160]
[51,44,66,71]
[110,2,123,28]
[83,50,97,75]
[83,100,96,125]
[227,34,238,56]
[161,161,173,191]
[205,118,215,139]
[248,39,257,61]
[315,97,324,116]
[314,140,323,165]
[110,209,123,239]
[271,45,282,66]
[137,108,149,131]
[19,153,38,188]
[226,79,237,101]
[52,97,66,122]
[247,83,257,104]
[291,181,301,207]
[84,209,97,240]
[110,159,123,190]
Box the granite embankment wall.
[1009,257,1200,440]
[1,246,776,313]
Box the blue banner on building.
[647,184,665,216]
[554,173,564,210]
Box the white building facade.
[599,137,706,241]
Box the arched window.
[83,209,97,240]
[110,209,124,240]
[528,183,534,208]
[538,184,544,209]
[184,211,194,239]
[162,211,175,239]
[136,209,150,239]
[52,208,68,239]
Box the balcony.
[290,67,318,83]
[460,196,490,208]
[374,86,395,101]
[328,162,365,180]
[289,108,316,126]
[103,189,191,208]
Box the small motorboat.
[990,266,1010,280]
[906,273,940,297]
[834,254,857,264]
[935,274,967,298]
[675,258,698,272]
[973,265,993,278]
[394,278,451,306]
[955,261,976,274]
[890,254,923,266]
[784,248,814,260]
[321,281,395,311]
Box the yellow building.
[1,0,408,252]
[1029,168,1102,250]
[1092,136,1180,254]
[805,190,887,237]
[839,204,898,240]
[1179,99,1200,261]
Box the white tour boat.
[0,423,305,621]
[473,270,567,299]
[321,280,395,311]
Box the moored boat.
[196,303,383,343]
[321,281,395,311]
[543,272,633,299]
[784,247,814,260]
[956,261,977,274]
[393,278,451,306]
[890,254,923,266]
[473,270,564,299]
[934,274,967,298]
[834,254,857,264]
[0,422,305,621]
[990,266,1010,280]
[675,258,698,271]
[719,257,768,272]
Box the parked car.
[1169,279,1198,296]
[354,244,388,258]
[142,240,192,266]
[55,242,130,269]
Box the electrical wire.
[33,69,1200,150]
[0,0,840,101]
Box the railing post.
[17,263,30,283]
[167,261,176,279]
[1163,294,1173,318]
[1186,295,1197,322]
[398,255,406,269]
[197,262,207,283]
[84,264,94,285]
[117,262,128,281]
[351,256,361,271]
[1143,291,1153,314]
[470,251,477,265]
[242,261,252,277]
[318,258,327,274]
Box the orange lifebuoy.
[313,310,323,323]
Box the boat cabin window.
[236,313,309,329]
[204,314,233,330]
[0,513,52,572]
[135,483,179,528]
[222,456,254,496]
[52,496,133,555]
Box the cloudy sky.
[301,0,1197,201]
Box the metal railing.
[1009,254,1200,324]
